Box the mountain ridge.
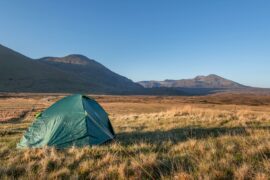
[1,43,264,95]
[0,44,142,93]
[138,74,248,89]
[37,55,143,92]
[39,54,97,65]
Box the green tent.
[17,94,115,149]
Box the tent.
[17,94,115,149]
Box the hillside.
[0,44,94,93]
[139,74,247,89]
[0,44,142,93]
[38,55,142,92]
[0,44,264,95]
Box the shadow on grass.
[0,111,30,124]
[116,126,270,145]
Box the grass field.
[0,94,270,179]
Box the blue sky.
[0,0,270,87]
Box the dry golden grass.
[0,94,270,179]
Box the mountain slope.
[138,74,247,89]
[0,44,251,95]
[0,44,141,93]
[38,55,143,92]
[0,44,92,92]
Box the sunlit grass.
[0,104,269,179]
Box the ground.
[0,93,270,179]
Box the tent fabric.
[17,94,115,149]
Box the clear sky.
[0,0,270,87]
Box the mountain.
[138,74,247,89]
[38,55,142,92]
[0,44,88,93]
[0,43,257,95]
[0,44,142,93]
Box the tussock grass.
[0,102,270,179]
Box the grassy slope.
[0,96,269,179]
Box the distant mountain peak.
[194,74,224,81]
[138,74,247,89]
[65,54,87,58]
[195,74,219,78]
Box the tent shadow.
[115,126,269,146]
